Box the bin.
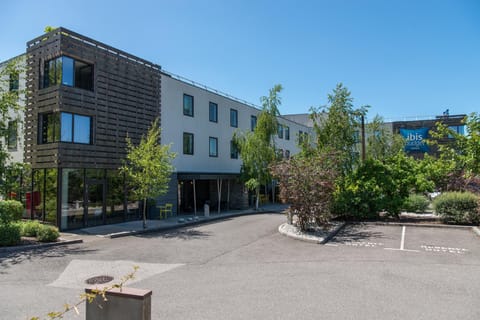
[204,203,210,217]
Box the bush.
[21,220,41,237]
[271,152,339,231]
[0,223,21,246]
[433,192,479,224]
[0,200,24,224]
[403,194,430,213]
[334,159,406,219]
[36,224,60,242]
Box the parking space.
[328,223,480,256]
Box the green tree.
[428,113,480,192]
[1,57,24,197]
[309,83,368,175]
[236,132,276,210]
[366,115,405,161]
[121,118,176,228]
[234,84,283,209]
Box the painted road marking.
[421,245,469,254]
[344,241,384,248]
[384,226,420,252]
[400,226,406,250]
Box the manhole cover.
[85,275,114,285]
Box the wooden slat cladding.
[25,28,161,169]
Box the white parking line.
[400,226,406,250]
[384,226,419,252]
[421,245,469,254]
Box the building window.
[230,140,238,159]
[209,102,218,123]
[39,112,92,144]
[277,149,284,159]
[251,115,257,131]
[278,124,283,139]
[209,137,218,157]
[183,94,194,117]
[448,125,465,136]
[285,126,290,140]
[298,130,305,144]
[7,120,17,150]
[9,72,19,92]
[43,56,93,91]
[183,132,194,155]
[230,109,238,127]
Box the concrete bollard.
[85,287,152,320]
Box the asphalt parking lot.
[2,215,480,320]
[327,223,480,256]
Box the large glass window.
[40,113,60,143]
[230,109,238,127]
[209,102,218,122]
[209,137,218,157]
[251,115,257,131]
[278,124,284,139]
[449,125,465,136]
[107,170,125,224]
[7,120,17,150]
[40,112,92,145]
[230,140,238,159]
[43,56,93,91]
[61,56,74,86]
[60,113,73,142]
[61,169,85,230]
[183,94,194,117]
[285,126,290,140]
[73,114,91,144]
[183,132,194,155]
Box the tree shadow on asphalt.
[136,227,212,241]
[331,223,387,243]
[0,245,97,273]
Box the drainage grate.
[85,275,114,285]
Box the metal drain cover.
[85,275,114,285]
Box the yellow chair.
[158,203,173,219]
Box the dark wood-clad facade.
[25,28,161,169]
[21,28,162,230]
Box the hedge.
[433,192,479,224]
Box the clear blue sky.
[2,0,479,121]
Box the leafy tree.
[366,114,405,161]
[236,132,275,210]
[428,112,480,192]
[257,84,282,145]
[309,83,368,175]
[271,151,340,231]
[1,57,24,197]
[335,153,432,219]
[234,84,283,209]
[121,118,176,228]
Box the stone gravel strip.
[473,226,480,238]
[278,222,347,244]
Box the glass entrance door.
[87,182,105,227]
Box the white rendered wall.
[161,74,310,174]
